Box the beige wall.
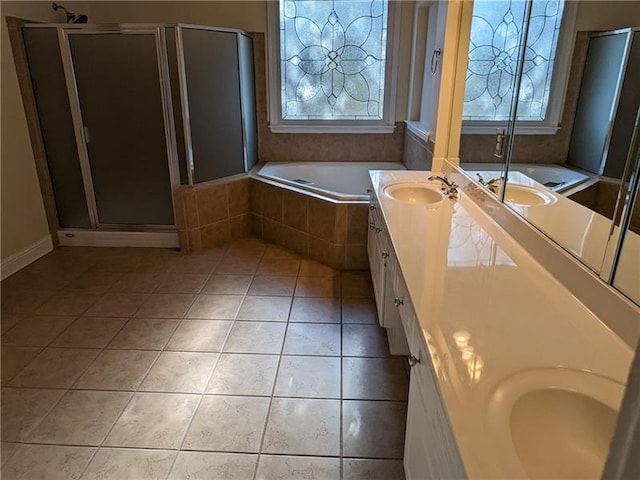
[88,1,267,33]
[575,0,640,31]
[87,0,413,121]
[0,1,92,260]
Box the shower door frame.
[174,24,256,186]
[56,24,180,231]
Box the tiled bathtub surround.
[174,177,251,252]
[175,177,370,270]
[250,179,370,270]
[403,127,434,170]
[1,238,408,480]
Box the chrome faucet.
[428,174,458,199]
[476,174,504,194]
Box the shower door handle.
[82,126,91,144]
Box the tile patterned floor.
[1,238,408,479]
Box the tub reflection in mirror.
[456,0,639,303]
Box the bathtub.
[250,161,405,269]
[461,163,594,194]
[256,161,406,201]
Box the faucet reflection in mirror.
[457,0,640,305]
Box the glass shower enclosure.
[22,24,257,235]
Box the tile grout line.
[251,253,302,480]
[339,290,344,480]
[162,242,267,480]
[75,247,227,480]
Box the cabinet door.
[405,340,467,479]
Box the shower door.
[62,29,178,228]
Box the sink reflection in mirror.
[457,0,640,304]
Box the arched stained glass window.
[279,0,389,120]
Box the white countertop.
[369,170,634,478]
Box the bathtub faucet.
[428,174,458,199]
[476,174,504,195]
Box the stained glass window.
[463,0,565,122]
[279,0,389,120]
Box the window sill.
[462,125,560,135]
[268,124,397,134]
[405,121,433,142]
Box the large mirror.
[612,110,640,304]
[458,0,640,304]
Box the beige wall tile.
[347,204,369,246]
[173,188,188,230]
[262,184,283,222]
[308,236,345,270]
[282,190,308,232]
[263,218,285,245]
[308,198,336,243]
[345,245,369,270]
[283,226,309,257]
[249,179,265,216]
[227,178,250,216]
[184,189,199,229]
[335,204,348,245]
[196,184,229,226]
[200,220,231,248]
[250,213,263,237]
[403,129,433,170]
[230,214,251,239]
[188,229,202,252]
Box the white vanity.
[367,170,634,479]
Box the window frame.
[266,0,401,134]
[461,0,578,135]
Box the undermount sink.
[503,184,557,206]
[488,368,624,479]
[383,183,444,206]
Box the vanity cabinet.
[367,191,410,355]
[392,274,467,479]
[368,181,467,479]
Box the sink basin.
[383,183,444,206]
[488,368,624,479]
[503,184,557,206]
[511,389,617,479]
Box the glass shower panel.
[567,32,630,176]
[23,28,91,228]
[68,32,175,226]
[181,28,244,183]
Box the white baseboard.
[57,230,180,248]
[1,235,54,280]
